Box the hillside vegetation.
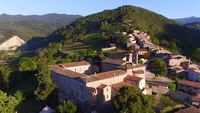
[0,5,200,113]
[185,22,200,30]
[51,5,200,57]
[0,14,81,42]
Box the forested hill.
[0,14,81,42]
[51,5,200,57]
[175,16,200,24]
[185,22,200,30]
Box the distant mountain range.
[175,17,200,31]
[0,13,81,42]
[175,16,200,24]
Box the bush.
[112,86,155,113]
[192,48,200,62]
[168,82,176,92]
[0,90,23,113]
[18,57,37,71]
[57,100,77,113]
[147,58,167,76]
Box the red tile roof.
[133,70,145,74]
[178,80,200,89]
[51,65,86,78]
[82,69,126,82]
[175,107,200,113]
[124,75,142,83]
[63,61,90,67]
[192,95,200,102]
[102,58,124,65]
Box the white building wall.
[102,86,112,101]
[139,79,146,90]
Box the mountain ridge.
[175,16,200,24]
[0,13,81,42]
[44,5,200,59]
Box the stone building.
[177,80,200,95]
[51,60,147,106]
[167,55,188,67]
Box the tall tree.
[147,58,168,76]
[112,86,155,113]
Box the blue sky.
[0,0,199,18]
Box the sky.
[0,0,199,18]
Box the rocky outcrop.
[0,36,25,51]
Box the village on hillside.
[0,29,199,113]
[1,1,200,113]
[45,29,200,113]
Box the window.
[106,95,110,100]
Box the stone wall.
[51,71,91,103]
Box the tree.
[158,95,177,113]
[168,82,176,92]
[18,57,37,71]
[192,48,200,62]
[0,65,12,89]
[0,90,23,113]
[34,63,55,100]
[56,100,77,113]
[147,58,167,76]
[112,86,155,113]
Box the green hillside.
[51,5,200,57]
[0,14,81,42]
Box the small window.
[106,88,109,92]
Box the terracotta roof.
[178,80,200,89]
[51,65,86,78]
[192,95,200,102]
[175,107,200,113]
[63,61,90,67]
[82,69,126,82]
[126,64,145,69]
[133,70,145,74]
[102,58,124,66]
[124,75,142,83]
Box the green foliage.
[0,14,80,42]
[57,100,77,113]
[52,5,200,60]
[147,58,168,76]
[0,65,12,89]
[158,95,177,113]
[0,90,23,113]
[18,57,37,71]
[168,82,176,92]
[112,86,155,113]
[192,48,200,62]
[34,62,54,100]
